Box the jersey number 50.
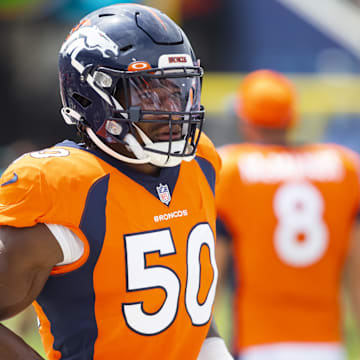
[273,182,329,267]
[122,223,217,335]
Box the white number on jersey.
[123,223,217,335]
[273,182,329,267]
[30,148,70,158]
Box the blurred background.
[0,0,360,358]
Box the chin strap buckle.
[61,107,83,125]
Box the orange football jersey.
[0,134,220,360]
[216,143,360,353]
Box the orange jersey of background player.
[216,142,360,354]
[0,134,220,360]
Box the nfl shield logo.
[156,183,171,205]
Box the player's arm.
[0,324,44,360]
[197,318,233,359]
[215,216,232,303]
[215,234,232,299]
[0,223,63,359]
[345,219,360,338]
[200,221,233,360]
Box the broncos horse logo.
[61,26,119,73]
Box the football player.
[0,4,233,360]
[215,69,360,360]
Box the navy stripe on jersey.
[195,156,216,194]
[36,174,109,360]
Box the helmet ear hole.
[98,13,115,18]
[72,93,92,108]
[120,44,133,53]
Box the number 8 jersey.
[0,134,221,360]
[216,142,360,356]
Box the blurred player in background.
[215,69,360,360]
[0,4,233,360]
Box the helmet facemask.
[90,66,204,167]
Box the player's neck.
[123,162,161,176]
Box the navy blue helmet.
[58,3,204,167]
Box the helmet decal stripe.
[134,4,168,32]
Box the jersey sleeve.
[215,145,239,238]
[341,146,360,217]
[196,132,222,183]
[326,144,360,218]
[0,147,98,230]
[0,159,51,227]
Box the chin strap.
[86,127,151,164]
[62,110,193,167]
[88,125,188,167]
[131,124,195,167]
